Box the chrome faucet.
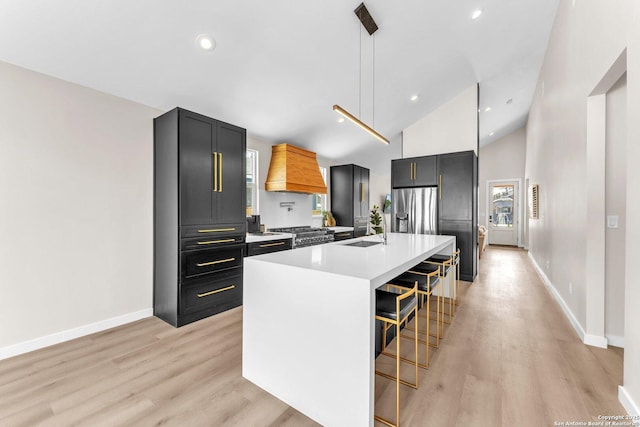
[381,212,388,245]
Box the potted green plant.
[370,205,383,234]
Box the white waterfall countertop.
[243,232,456,426]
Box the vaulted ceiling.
[0,0,558,168]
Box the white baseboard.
[528,252,588,344]
[584,334,608,348]
[528,253,609,349]
[0,308,153,361]
[619,386,640,416]
[607,335,625,348]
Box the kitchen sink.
[342,241,382,248]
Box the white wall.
[525,0,640,414]
[605,74,627,344]
[478,127,526,232]
[526,0,629,331]
[0,61,160,351]
[402,84,478,157]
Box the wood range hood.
[265,143,327,194]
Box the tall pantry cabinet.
[154,108,246,327]
[330,164,370,237]
[437,151,477,282]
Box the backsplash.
[257,191,322,229]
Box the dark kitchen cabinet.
[246,238,293,257]
[437,150,477,282]
[154,107,247,327]
[391,156,437,188]
[333,230,354,241]
[179,111,245,226]
[437,151,475,221]
[330,164,370,234]
[439,220,476,281]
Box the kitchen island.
[242,232,456,426]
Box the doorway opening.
[585,48,626,349]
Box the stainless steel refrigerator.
[391,187,438,234]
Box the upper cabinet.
[437,151,476,222]
[179,110,246,227]
[330,164,370,235]
[215,122,246,224]
[391,156,437,188]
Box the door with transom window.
[488,181,518,246]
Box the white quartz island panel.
[242,233,455,427]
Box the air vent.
[354,3,378,35]
[529,184,539,219]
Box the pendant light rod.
[333,104,389,144]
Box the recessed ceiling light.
[490,132,495,136]
[196,34,216,51]
[471,9,483,20]
[484,107,491,112]
[410,95,419,102]
[338,117,345,123]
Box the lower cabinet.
[181,270,243,317]
[439,220,476,282]
[181,246,243,279]
[155,236,245,327]
[333,231,354,241]
[246,238,292,256]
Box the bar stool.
[407,261,446,348]
[452,249,460,307]
[426,250,459,315]
[424,255,455,321]
[386,268,440,368]
[375,281,419,427]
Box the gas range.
[268,226,335,248]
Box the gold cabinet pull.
[197,228,236,233]
[219,152,223,192]
[197,285,235,298]
[439,174,442,199]
[213,152,218,191]
[259,241,285,248]
[413,162,417,181]
[196,257,236,267]
[409,162,412,180]
[337,233,351,237]
[197,238,235,245]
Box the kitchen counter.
[242,233,456,426]
[245,232,292,243]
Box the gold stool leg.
[449,271,454,322]
[424,293,430,368]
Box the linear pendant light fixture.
[333,3,389,145]
[333,105,389,144]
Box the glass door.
[489,182,518,246]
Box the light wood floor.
[0,246,625,426]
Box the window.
[246,149,258,215]
[311,167,327,216]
